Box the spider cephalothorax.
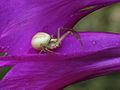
[31,27,83,54]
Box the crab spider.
[31,27,83,54]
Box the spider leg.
[44,48,55,54]
[59,27,81,37]
[57,27,74,42]
[57,27,61,40]
[58,27,81,38]
[57,31,71,44]
[57,27,73,39]
[58,27,80,39]
[58,27,84,50]
[39,46,45,54]
[39,49,44,54]
[39,45,55,54]
[70,32,84,50]
[59,27,73,31]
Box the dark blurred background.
[64,3,120,90]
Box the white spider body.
[31,32,61,53]
[31,32,51,50]
[31,27,83,54]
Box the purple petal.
[0,32,120,89]
[0,0,120,55]
[0,0,120,89]
[0,50,120,89]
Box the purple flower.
[0,0,120,89]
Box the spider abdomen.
[31,32,51,50]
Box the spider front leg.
[57,27,73,39]
[57,27,84,50]
[39,46,55,54]
[58,27,81,40]
[44,48,55,54]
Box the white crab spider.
[31,27,83,54]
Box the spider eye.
[31,32,51,50]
